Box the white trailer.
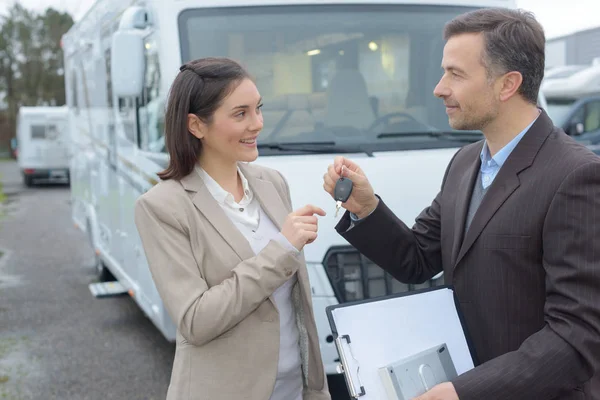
[16,106,71,186]
[62,0,519,377]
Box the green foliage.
[0,4,74,141]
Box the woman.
[134,57,331,400]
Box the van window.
[179,4,482,155]
[31,125,46,139]
[546,98,577,127]
[71,72,79,115]
[105,48,114,108]
[584,101,600,133]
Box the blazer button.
[285,268,292,276]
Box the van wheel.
[24,175,33,187]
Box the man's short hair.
[444,8,545,104]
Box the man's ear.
[498,71,523,102]
[187,114,206,139]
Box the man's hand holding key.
[323,156,379,219]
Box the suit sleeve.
[134,195,302,347]
[452,161,600,399]
[334,148,461,284]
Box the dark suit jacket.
[336,111,600,400]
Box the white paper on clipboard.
[326,286,476,400]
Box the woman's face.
[189,78,263,165]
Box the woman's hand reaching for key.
[281,205,326,251]
[323,156,379,219]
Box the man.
[323,8,600,400]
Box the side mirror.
[111,30,145,98]
[568,121,584,136]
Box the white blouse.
[196,166,303,400]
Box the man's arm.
[452,161,600,400]
[336,192,444,284]
[334,148,461,284]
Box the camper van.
[541,64,600,151]
[16,106,70,186]
[62,0,522,377]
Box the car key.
[334,177,353,217]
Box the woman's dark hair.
[158,57,251,180]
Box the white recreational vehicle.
[62,0,521,377]
[541,64,600,152]
[16,106,70,186]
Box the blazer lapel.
[451,151,481,266]
[454,110,555,268]
[239,163,288,230]
[180,170,255,261]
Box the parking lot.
[0,160,349,400]
[0,160,176,400]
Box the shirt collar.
[195,165,253,206]
[480,112,540,168]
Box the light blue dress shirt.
[479,116,538,189]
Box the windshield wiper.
[258,141,373,156]
[377,131,483,142]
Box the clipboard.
[326,285,478,399]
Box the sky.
[0,0,599,39]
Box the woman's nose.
[250,111,263,132]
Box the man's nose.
[433,78,450,99]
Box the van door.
[44,116,70,172]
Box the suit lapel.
[180,170,255,261]
[454,110,555,268]
[454,169,521,267]
[451,151,481,266]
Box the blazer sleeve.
[134,195,302,347]
[452,161,600,399]
[334,148,462,284]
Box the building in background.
[546,26,600,69]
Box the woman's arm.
[134,196,301,347]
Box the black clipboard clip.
[334,334,366,398]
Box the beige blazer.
[134,162,330,400]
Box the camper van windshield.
[179,5,481,154]
[546,98,577,127]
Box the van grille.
[323,246,443,303]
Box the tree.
[0,3,73,153]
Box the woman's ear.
[187,114,206,140]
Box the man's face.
[433,33,501,131]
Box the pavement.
[0,160,174,400]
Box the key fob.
[334,177,353,202]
